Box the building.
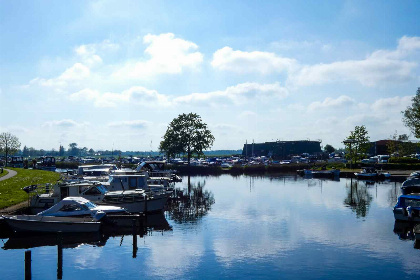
[368,140,419,156]
[242,140,322,159]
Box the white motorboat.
[100,189,168,213]
[77,164,118,176]
[24,181,109,214]
[37,197,128,219]
[303,168,340,177]
[2,215,101,233]
[354,167,390,179]
[136,161,182,182]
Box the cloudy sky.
[1,0,419,152]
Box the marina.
[1,174,420,279]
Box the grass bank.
[0,168,61,209]
[0,169,9,178]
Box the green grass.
[0,168,61,209]
[0,169,9,178]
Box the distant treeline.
[14,145,242,158]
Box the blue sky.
[1,0,419,152]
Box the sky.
[0,0,419,152]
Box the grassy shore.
[0,168,61,209]
[0,169,9,178]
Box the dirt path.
[0,169,17,182]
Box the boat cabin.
[27,181,109,214]
[36,156,56,171]
[10,156,24,168]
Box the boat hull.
[100,196,168,213]
[393,208,420,222]
[3,215,101,233]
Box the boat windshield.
[84,201,97,209]
[402,198,420,208]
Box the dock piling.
[25,250,31,280]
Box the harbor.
[1,174,420,279]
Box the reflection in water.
[387,181,401,208]
[393,220,418,241]
[166,176,215,223]
[344,179,373,218]
[1,212,172,279]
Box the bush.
[388,157,420,164]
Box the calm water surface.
[1,175,419,279]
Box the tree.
[324,144,335,153]
[0,132,21,167]
[59,145,65,156]
[344,125,370,166]
[68,143,79,156]
[402,87,420,139]
[159,113,215,165]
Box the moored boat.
[2,215,101,233]
[393,194,420,222]
[401,178,420,195]
[303,168,340,178]
[100,189,168,213]
[354,167,390,180]
[37,196,128,218]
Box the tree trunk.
[187,145,191,166]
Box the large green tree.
[344,125,370,166]
[159,113,215,165]
[402,87,420,139]
[324,144,336,153]
[0,132,21,167]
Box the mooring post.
[25,250,31,280]
[132,219,137,258]
[57,232,63,280]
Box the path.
[0,169,17,182]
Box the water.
[1,175,419,279]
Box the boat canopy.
[396,194,420,208]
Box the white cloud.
[308,95,355,111]
[211,47,296,74]
[68,86,170,108]
[112,33,203,79]
[289,36,420,87]
[174,82,289,107]
[30,63,91,90]
[289,59,416,87]
[370,96,413,113]
[107,120,151,129]
[42,119,87,128]
[370,36,420,60]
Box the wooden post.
[132,219,137,258]
[57,232,63,280]
[25,250,31,280]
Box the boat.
[408,171,420,179]
[37,197,128,219]
[35,156,56,171]
[354,167,390,180]
[99,189,169,213]
[77,164,118,176]
[9,156,24,168]
[303,168,340,178]
[393,194,420,222]
[401,178,420,195]
[24,180,169,215]
[221,163,233,170]
[24,181,110,214]
[2,215,101,233]
[135,161,182,182]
